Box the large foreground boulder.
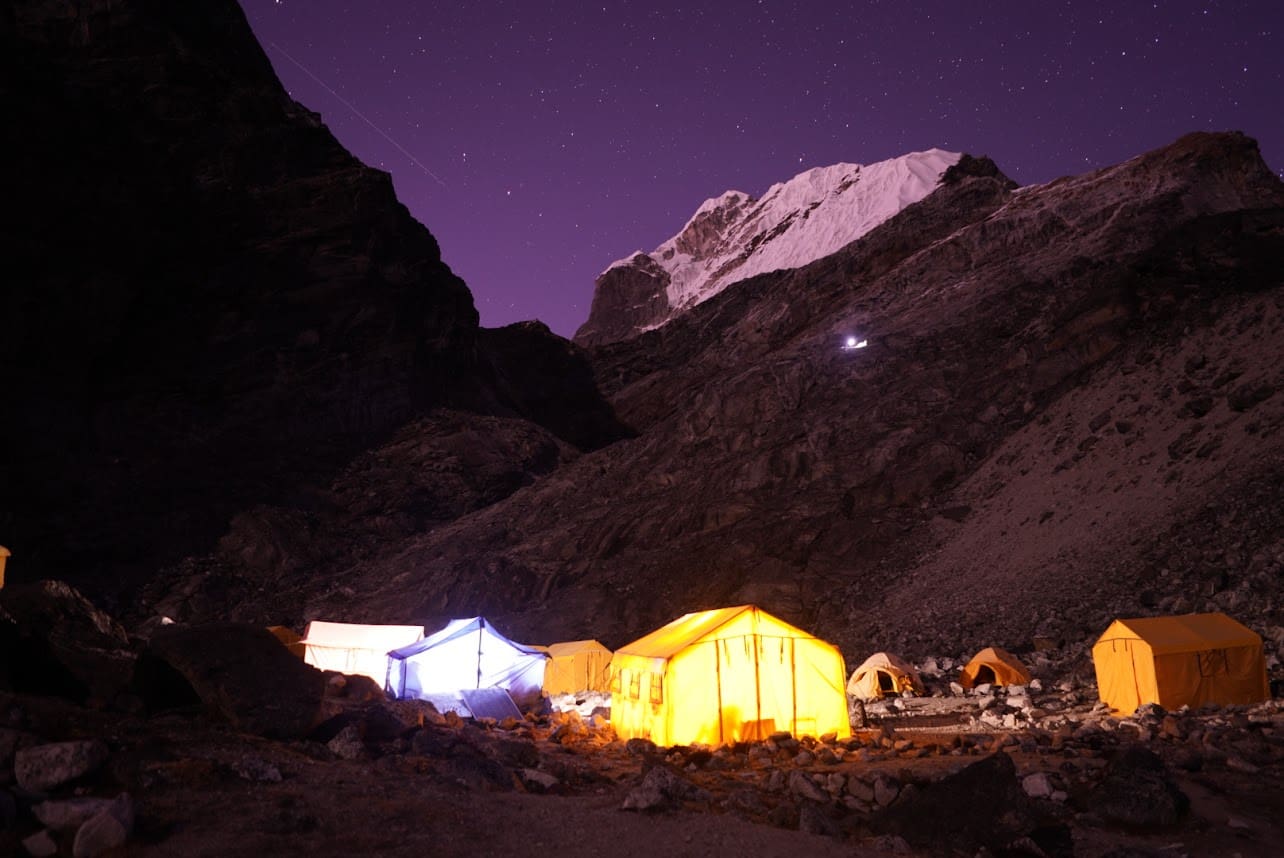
[0,581,136,703]
[1086,745,1189,829]
[136,623,325,739]
[872,752,1066,855]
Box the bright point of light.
[846,336,857,348]
[842,336,868,350]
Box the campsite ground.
[5,682,1284,858]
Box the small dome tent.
[847,652,924,700]
[610,605,850,747]
[542,639,613,694]
[300,620,424,685]
[959,647,1031,688]
[1093,612,1268,715]
[386,617,549,711]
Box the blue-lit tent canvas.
[385,617,549,710]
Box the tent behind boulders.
[610,605,850,747]
[847,652,924,700]
[1093,612,1269,715]
[542,639,613,694]
[268,625,305,659]
[959,647,1031,689]
[385,617,549,710]
[300,620,424,685]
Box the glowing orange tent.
[0,545,9,589]
[1092,613,1268,715]
[959,647,1031,688]
[610,605,850,747]
[542,639,613,694]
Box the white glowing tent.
[300,620,425,684]
[385,617,549,710]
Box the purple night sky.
[241,1,1283,339]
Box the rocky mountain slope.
[160,132,1284,669]
[0,0,624,604]
[574,149,961,346]
[5,0,1284,685]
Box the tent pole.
[789,637,797,736]
[715,640,725,745]
[752,633,762,734]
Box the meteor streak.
[266,40,447,188]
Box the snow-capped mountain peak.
[577,148,961,346]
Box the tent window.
[1198,649,1229,677]
[649,673,663,705]
[611,669,624,693]
[877,671,895,693]
[629,671,642,700]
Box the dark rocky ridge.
[0,0,624,603]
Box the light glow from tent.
[842,335,868,350]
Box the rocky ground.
[3,585,1282,857]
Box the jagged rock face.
[0,0,623,602]
[574,150,961,346]
[281,133,1284,662]
[574,256,674,347]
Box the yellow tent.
[300,620,424,685]
[959,647,1031,688]
[847,652,924,700]
[610,605,850,747]
[1092,613,1269,715]
[542,639,613,694]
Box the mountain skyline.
[242,1,1283,338]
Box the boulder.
[135,623,325,739]
[1,727,39,775]
[621,764,711,812]
[14,740,110,793]
[872,752,1041,854]
[1022,772,1054,799]
[72,793,134,858]
[873,774,901,807]
[326,724,367,761]
[0,581,136,703]
[478,734,540,769]
[1087,745,1189,828]
[32,797,114,830]
[22,829,58,857]
[519,768,560,792]
[231,755,282,783]
[787,770,829,803]
[846,775,876,804]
